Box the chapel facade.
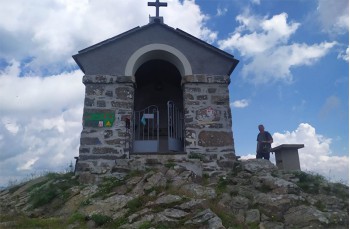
[73,2,239,182]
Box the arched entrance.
[133,59,184,153]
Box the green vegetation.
[127,196,144,214]
[314,200,326,211]
[256,183,273,193]
[293,171,348,199]
[231,162,243,176]
[80,198,92,206]
[164,161,176,168]
[91,214,112,226]
[29,172,78,209]
[188,152,204,160]
[215,176,229,194]
[330,182,349,201]
[1,164,348,229]
[0,214,65,229]
[209,201,241,228]
[138,220,152,229]
[92,176,125,199]
[68,212,86,224]
[108,217,128,228]
[125,169,143,179]
[293,171,326,194]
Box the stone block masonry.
[76,75,135,176]
[182,74,235,172]
[76,74,236,182]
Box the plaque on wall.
[83,112,115,127]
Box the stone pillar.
[271,144,304,171]
[182,74,235,172]
[76,75,134,181]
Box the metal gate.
[167,101,183,151]
[133,105,159,153]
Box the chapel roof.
[73,21,239,76]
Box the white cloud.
[317,0,349,35]
[0,0,216,75]
[216,7,228,17]
[231,99,249,108]
[272,123,349,184]
[18,158,39,171]
[0,61,84,186]
[241,42,336,84]
[0,60,84,114]
[219,12,300,56]
[251,0,260,5]
[164,0,218,43]
[337,47,349,62]
[218,11,336,84]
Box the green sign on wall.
[83,112,115,127]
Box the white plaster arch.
[125,43,192,77]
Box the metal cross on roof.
[148,0,167,18]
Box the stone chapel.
[73,1,239,182]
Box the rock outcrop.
[0,159,348,228]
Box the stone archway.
[127,44,189,153]
[125,43,192,77]
[133,59,184,153]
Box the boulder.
[284,205,329,227]
[245,209,260,224]
[241,159,277,174]
[185,208,225,229]
[180,183,217,199]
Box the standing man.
[256,124,273,160]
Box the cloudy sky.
[0,0,348,186]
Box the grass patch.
[209,201,242,228]
[231,161,243,176]
[247,222,259,229]
[125,170,144,179]
[138,220,152,229]
[144,186,165,195]
[127,196,145,214]
[331,182,349,201]
[29,184,59,208]
[91,214,112,227]
[1,214,65,229]
[314,200,326,211]
[216,176,228,194]
[80,198,92,206]
[165,161,176,168]
[188,153,204,160]
[108,217,128,228]
[154,224,170,229]
[92,176,125,199]
[8,184,22,194]
[293,171,326,194]
[256,183,273,193]
[28,172,78,209]
[68,212,86,224]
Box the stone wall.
[76,75,134,175]
[182,74,236,172]
[76,74,236,181]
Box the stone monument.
[271,144,304,171]
[73,1,239,182]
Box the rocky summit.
[0,159,348,228]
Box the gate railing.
[167,101,183,151]
[133,105,159,153]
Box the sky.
[0,0,348,186]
